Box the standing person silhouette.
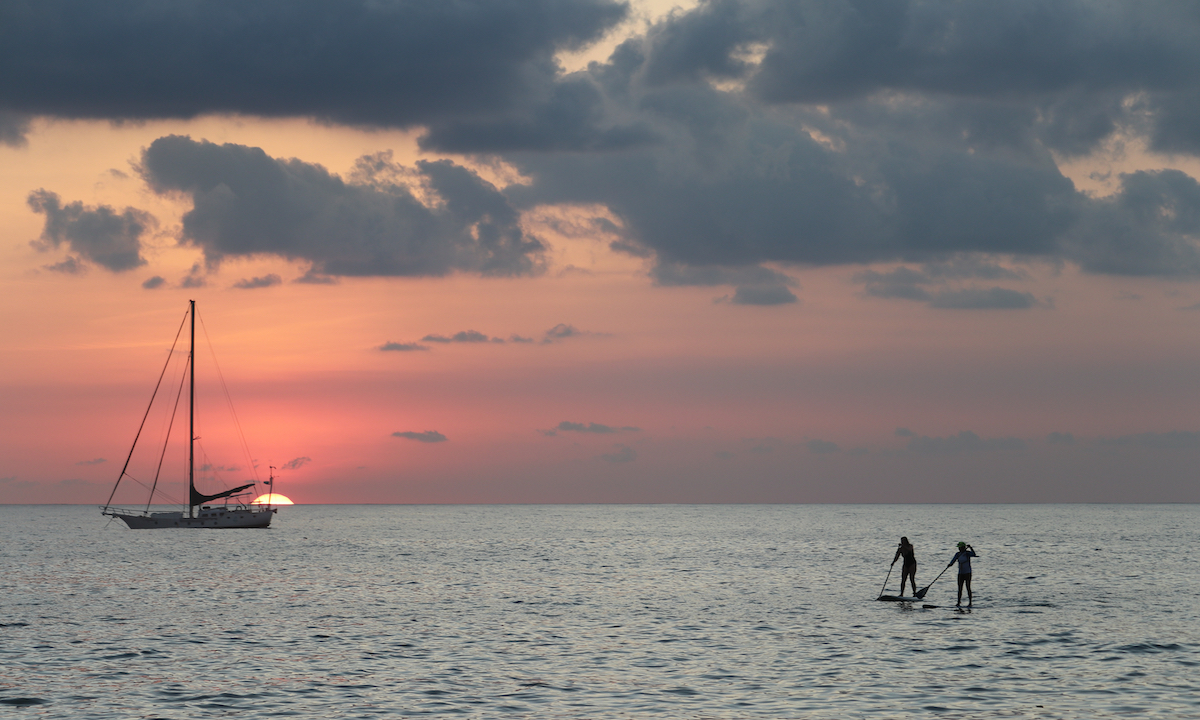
[948,542,977,607]
[892,537,917,597]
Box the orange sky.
[4,1,1200,504]
[4,118,1199,504]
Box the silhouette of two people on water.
[888,538,979,605]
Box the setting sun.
[251,494,294,506]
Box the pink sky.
[4,1,1200,504]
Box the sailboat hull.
[105,507,274,529]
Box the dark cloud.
[1150,91,1200,155]
[600,444,637,462]
[380,342,429,352]
[858,262,1038,309]
[1046,432,1076,445]
[1,0,628,146]
[1099,431,1200,450]
[0,110,31,147]
[418,75,659,153]
[654,262,798,305]
[510,334,536,343]
[281,457,312,470]
[12,0,1200,288]
[231,274,282,290]
[906,430,1026,455]
[1064,170,1200,276]
[500,0,1200,284]
[743,0,1200,154]
[74,458,106,466]
[556,421,640,434]
[928,288,1039,310]
[543,323,582,343]
[180,263,207,288]
[142,275,165,289]
[197,463,240,472]
[729,284,797,306]
[138,138,544,277]
[806,439,839,454]
[639,0,762,87]
[294,271,338,285]
[504,73,1099,281]
[44,256,86,275]
[422,330,496,343]
[27,189,154,272]
[393,430,448,443]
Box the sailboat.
[102,300,276,529]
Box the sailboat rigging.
[102,300,276,529]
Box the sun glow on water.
[251,493,294,505]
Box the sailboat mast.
[188,298,195,520]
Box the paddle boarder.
[892,537,918,597]
[947,542,977,607]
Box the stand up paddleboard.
[877,595,922,602]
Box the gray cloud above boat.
[26,190,153,272]
[8,0,1200,288]
[138,136,544,277]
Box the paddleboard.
[877,595,922,602]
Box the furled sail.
[190,483,255,508]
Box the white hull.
[105,507,274,529]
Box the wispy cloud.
[1098,431,1200,450]
[393,430,448,443]
[231,273,282,289]
[905,431,1026,455]
[806,439,839,454]
[422,330,501,343]
[600,445,637,463]
[548,421,640,436]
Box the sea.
[1,504,1197,718]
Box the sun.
[251,493,294,505]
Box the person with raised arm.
[947,541,977,607]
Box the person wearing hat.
[947,542,977,607]
[892,537,918,597]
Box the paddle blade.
[914,586,929,599]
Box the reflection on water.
[1,504,1198,717]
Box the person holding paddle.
[947,542,977,607]
[892,537,918,597]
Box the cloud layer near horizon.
[7,0,1200,297]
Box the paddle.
[914,564,950,599]
[878,561,895,599]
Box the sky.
[3,0,1200,504]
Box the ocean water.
[1,504,1198,718]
